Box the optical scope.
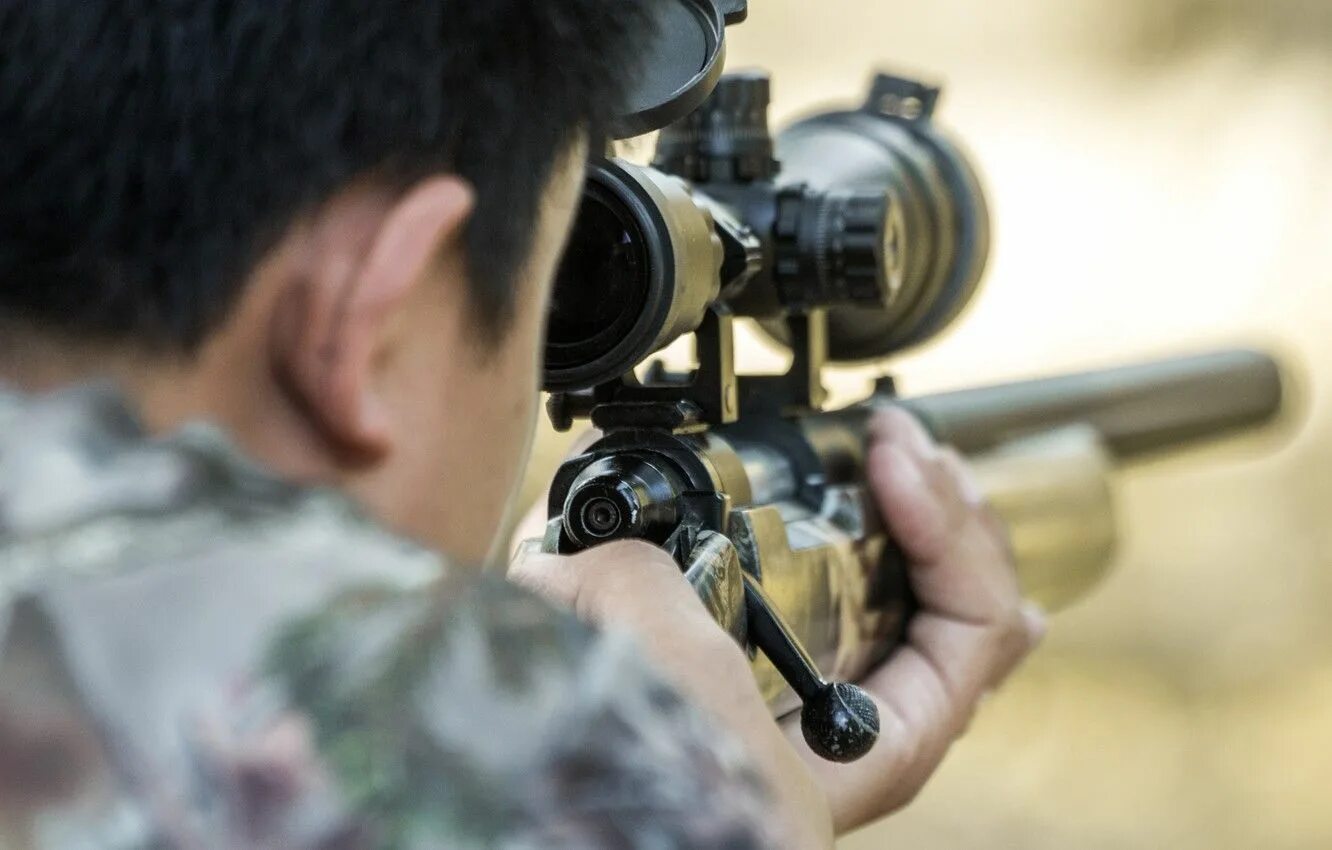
[544,71,989,394]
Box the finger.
[871,444,1022,628]
[1023,601,1049,650]
[902,610,1028,709]
[867,441,953,565]
[937,445,1016,562]
[986,601,1048,689]
[506,550,583,611]
[937,446,985,508]
[510,540,707,631]
[868,407,939,462]
[866,409,978,562]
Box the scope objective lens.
[546,188,651,374]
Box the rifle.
[535,0,1288,764]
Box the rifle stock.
[897,349,1284,611]
[546,349,1287,725]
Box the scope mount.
[546,306,832,434]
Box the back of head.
[0,0,651,350]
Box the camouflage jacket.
[0,385,776,849]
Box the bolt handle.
[741,573,879,763]
[799,681,880,763]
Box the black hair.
[0,1,650,350]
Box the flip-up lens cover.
[609,0,729,139]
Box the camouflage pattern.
[0,385,777,849]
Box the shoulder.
[270,574,778,848]
[0,387,777,847]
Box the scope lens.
[544,158,721,393]
[545,188,650,374]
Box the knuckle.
[572,540,690,605]
[980,507,1017,563]
[897,784,925,811]
[987,603,1033,674]
[608,540,682,577]
[1004,610,1030,655]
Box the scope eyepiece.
[544,160,723,393]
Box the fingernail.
[874,407,938,459]
[511,539,543,565]
[1021,601,1049,646]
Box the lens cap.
[611,0,747,139]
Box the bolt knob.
[800,682,881,763]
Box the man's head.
[0,1,651,562]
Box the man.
[0,1,1043,847]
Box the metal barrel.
[898,349,1284,461]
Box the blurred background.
[527,0,1332,846]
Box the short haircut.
[0,1,650,350]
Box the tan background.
[527,1,1332,846]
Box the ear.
[269,177,475,461]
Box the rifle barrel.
[900,349,1283,460]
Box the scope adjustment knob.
[773,187,904,311]
[813,189,903,310]
[655,71,779,184]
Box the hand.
[508,410,1043,840]
[784,407,1046,833]
[509,540,835,850]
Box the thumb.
[507,547,584,612]
[509,541,708,632]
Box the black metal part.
[743,573,880,763]
[655,70,781,183]
[547,429,737,555]
[656,71,906,323]
[561,455,686,548]
[771,186,902,312]
[547,306,740,435]
[611,0,728,139]
[715,0,749,24]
